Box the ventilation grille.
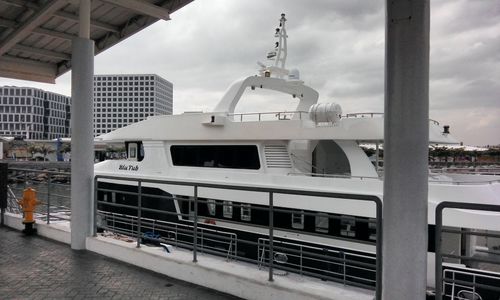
[264,145,292,168]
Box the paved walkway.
[0,226,241,300]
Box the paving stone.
[0,226,241,300]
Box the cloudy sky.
[1,0,499,146]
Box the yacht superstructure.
[94,14,500,296]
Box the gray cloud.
[0,0,498,146]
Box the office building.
[93,74,173,136]
[0,86,71,140]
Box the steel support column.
[382,1,430,299]
[70,0,94,250]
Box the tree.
[26,143,39,160]
[38,144,54,161]
[430,147,452,162]
[60,143,71,153]
[7,137,35,160]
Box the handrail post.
[136,181,142,248]
[93,176,98,236]
[376,197,383,300]
[343,251,346,285]
[268,191,274,282]
[193,185,198,263]
[46,176,51,224]
[299,245,303,276]
[0,163,7,226]
[435,202,444,300]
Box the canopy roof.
[0,0,192,83]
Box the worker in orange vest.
[18,187,40,235]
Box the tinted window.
[223,201,233,218]
[171,145,260,169]
[292,211,304,230]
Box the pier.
[0,226,238,300]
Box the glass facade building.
[93,74,173,137]
[0,86,71,139]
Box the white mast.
[260,13,291,79]
[274,13,287,69]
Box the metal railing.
[430,167,500,176]
[6,168,71,223]
[6,185,21,214]
[94,174,382,299]
[257,238,377,288]
[228,111,309,122]
[227,110,444,127]
[289,153,325,174]
[442,268,500,300]
[344,112,384,119]
[428,178,500,186]
[435,202,500,300]
[343,112,440,125]
[98,210,238,260]
[288,171,381,181]
[288,170,500,185]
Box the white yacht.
[94,14,500,296]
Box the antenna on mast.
[260,13,289,79]
[274,13,287,69]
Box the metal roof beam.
[101,0,171,21]
[0,0,36,9]
[0,55,56,83]
[0,0,120,33]
[0,0,68,56]
[33,27,75,41]
[53,10,120,33]
[0,17,17,28]
[0,17,75,41]
[13,44,70,60]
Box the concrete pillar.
[1,163,7,226]
[70,0,94,250]
[382,1,430,299]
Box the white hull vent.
[264,145,292,168]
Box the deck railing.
[98,210,238,260]
[94,174,383,298]
[227,110,442,127]
[257,238,377,287]
[430,167,500,176]
[442,268,500,300]
[228,111,309,122]
[287,169,500,186]
[343,112,440,125]
[435,202,500,300]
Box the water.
[9,181,71,215]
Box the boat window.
[129,143,137,159]
[241,204,251,221]
[291,211,304,230]
[223,201,233,218]
[315,213,329,233]
[368,218,377,241]
[207,199,216,216]
[170,145,260,169]
[125,141,144,162]
[340,216,356,237]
